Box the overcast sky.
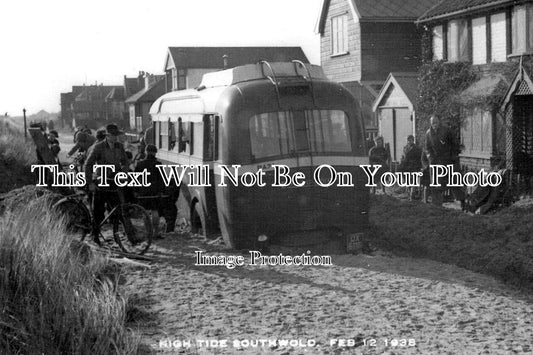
[0,0,322,116]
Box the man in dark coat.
[368,135,390,194]
[400,135,422,172]
[425,115,465,207]
[400,135,422,200]
[84,123,129,243]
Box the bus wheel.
[190,203,205,236]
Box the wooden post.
[23,108,27,140]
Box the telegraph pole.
[23,108,27,140]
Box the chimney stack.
[223,54,229,69]
[145,73,154,89]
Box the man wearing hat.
[84,123,129,244]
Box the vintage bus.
[149,61,369,250]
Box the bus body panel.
[151,63,369,249]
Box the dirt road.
[124,234,533,354]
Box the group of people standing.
[65,124,179,244]
[368,114,466,209]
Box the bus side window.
[178,118,192,154]
[204,115,219,161]
[189,122,194,156]
[155,121,162,149]
[169,120,176,150]
[214,115,219,161]
[160,120,169,150]
[178,117,186,152]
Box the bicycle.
[70,151,87,173]
[52,186,153,255]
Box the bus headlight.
[258,235,269,242]
[257,234,269,253]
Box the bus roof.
[150,62,327,116]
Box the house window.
[171,70,177,91]
[512,4,533,54]
[331,14,348,55]
[432,25,444,60]
[171,69,187,90]
[447,19,471,62]
[491,12,507,62]
[472,17,487,64]
[177,69,186,90]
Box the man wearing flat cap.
[84,123,129,244]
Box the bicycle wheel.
[113,203,152,255]
[52,197,91,240]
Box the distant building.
[60,84,122,129]
[316,0,441,134]
[163,46,309,92]
[105,87,127,122]
[60,92,74,127]
[125,73,165,131]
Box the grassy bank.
[0,197,139,354]
[0,121,35,193]
[369,194,533,291]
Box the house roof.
[105,87,125,101]
[165,47,309,70]
[125,78,166,104]
[418,0,514,23]
[502,63,533,109]
[372,72,419,112]
[74,86,120,101]
[124,77,143,98]
[462,74,509,102]
[317,0,441,33]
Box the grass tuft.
[0,197,139,354]
[0,121,35,166]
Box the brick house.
[418,0,533,175]
[104,87,127,122]
[163,47,309,93]
[60,84,123,129]
[316,0,441,134]
[125,73,165,131]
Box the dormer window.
[331,14,348,55]
[171,69,187,91]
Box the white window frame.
[512,4,533,55]
[171,69,178,91]
[432,25,444,60]
[447,19,471,62]
[472,17,487,65]
[331,13,349,55]
[491,12,507,62]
